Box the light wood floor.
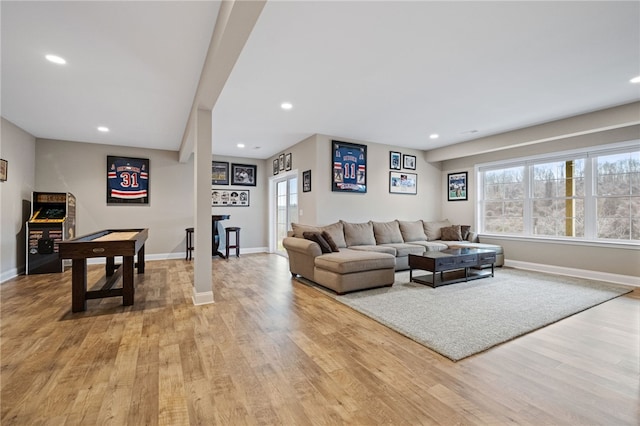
[1,254,638,425]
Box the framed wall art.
[303,170,311,192]
[231,163,257,186]
[389,171,417,195]
[285,153,292,171]
[279,154,285,171]
[212,189,250,207]
[0,159,7,182]
[106,156,149,204]
[403,154,416,170]
[390,151,401,170]
[448,171,468,201]
[212,161,229,185]
[332,140,367,193]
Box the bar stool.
[225,227,241,259]
[185,227,194,260]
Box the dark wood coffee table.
[409,248,496,287]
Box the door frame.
[268,169,298,254]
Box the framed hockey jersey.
[332,140,367,193]
[107,156,150,204]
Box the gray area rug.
[306,268,633,361]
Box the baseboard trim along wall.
[192,289,214,306]
[505,260,640,287]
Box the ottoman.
[313,249,396,294]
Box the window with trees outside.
[477,142,639,243]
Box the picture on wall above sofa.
[332,140,367,193]
[448,171,468,201]
[389,171,417,194]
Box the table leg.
[105,256,115,276]
[123,256,134,306]
[72,259,87,313]
[137,244,145,274]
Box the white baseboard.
[192,289,214,305]
[505,260,640,287]
[0,267,22,284]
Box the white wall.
[0,118,36,281]
[267,134,442,227]
[35,139,194,258]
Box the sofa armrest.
[283,236,322,256]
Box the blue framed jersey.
[107,156,149,204]
[332,140,367,193]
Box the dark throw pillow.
[460,225,471,241]
[321,230,340,252]
[441,225,463,241]
[302,231,332,253]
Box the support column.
[193,108,214,305]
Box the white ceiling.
[3,1,640,160]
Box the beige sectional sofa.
[283,219,504,294]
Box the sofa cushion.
[441,225,463,241]
[372,220,404,244]
[423,219,451,241]
[321,231,340,252]
[315,249,395,274]
[461,225,471,241]
[398,220,427,242]
[320,221,347,248]
[406,240,449,251]
[303,231,332,254]
[349,245,397,256]
[291,223,321,238]
[379,243,424,257]
[342,221,376,246]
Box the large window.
[478,142,639,243]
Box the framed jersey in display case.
[107,156,150,204]
[332,140,367,193]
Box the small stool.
[225,227,241,259]
[185,227,194,260]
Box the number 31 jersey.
[108,159,148,199]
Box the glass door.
[274,173,298,255]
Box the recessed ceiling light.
[631,75,640,84]
[429,134,439,139]
[237,143,245,148]
[45,54,66,65]
[281,102,293,110]
[97,126,109,132]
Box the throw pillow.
[398,220,427,242]
[320,221,347,248]
[423,219,452,241]
[302,231,332,254]
[341,221,376,246]
[460,225,471,241]
[440,225,463,241]
[321,231,340,252]
[372,220,404,244]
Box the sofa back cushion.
[341,221,376,246]
[372,220,404,244]
[398,220,427,242]
[291,223,321,238]
[321,222,347,248]
[423,219,452,240]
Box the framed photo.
[212,189,249,207]
[273,158,279,175]
[390,151,401,170]
[332,140,367,193]
[231,163,257,186]
[448,171,468,201]
[389,171,417,194]
[107,156,149,204]
[279,154,285,171]
[285,153,292,171]
[303,170,311,192]
[403,154,416,170]
[212,161,229,185]
[0,159,7,182]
